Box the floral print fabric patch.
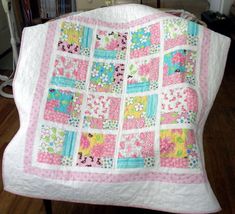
[83,94,121,130]
[130,23,160,58]
[163,49,197,86]
[123,95,158,129]
[58,22,93,56]
[77,133,116,168]
[163,19,199,50]
[118,132,155,168]
[89,62,124,93]
[37,125,76,166]
[94,30,128,60]
[51,55,88,90]
[161,87,198,125]
[160,129,200,169]
[44,89,83,127]
[127,58,159,93]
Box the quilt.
[3,4,231,214]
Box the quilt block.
[161,87,198,125]
[118,131,155,168]
[37,125,76,166]
[89,62,124,93]
[127,57,159,93]
[83,94,121,130]
[130,23,160,58]
[77,132,116,168]
[94,29,128,60]
[163,19,199,50]
[160,129,199,169]
[44,89,83,127]
[58,22,93,56]
[51,55,88,90]
[123,94,157,129]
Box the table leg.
[43,199,52,214]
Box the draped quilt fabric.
[3,4,230,214]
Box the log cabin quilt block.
[160,129,200,169]
[83,94,121,130]
[37,125,77,166]
[44,88,83,127]
[89,61,124,93]
[117,131,155,168]
[57,21,93,56]
[123,94,158,129]
[127,57,159,93]
[160,87,198,125]
[51,55,88,90]
[163,19,199,50]
[130,23,161,58]
[94,29,128,60]
[77,132,116,168]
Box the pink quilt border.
[66,12,171,29]
[199,28,211,122]
[22,16,210,184]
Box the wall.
[222,0,234,15]
[208,0,222,12]
[209,0,234,14]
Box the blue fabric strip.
[94,49,117,59]
[87,28,93,48]
[117,158,144,168]
[62,131,76,157]
[147,94,157,117]
[51,76,75,88]
[188,21,199,36]
[81,27,93,48]
[127,82,150,93]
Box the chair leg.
[43,199,52,214]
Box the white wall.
[208,0,222,12]
[209,0,234,14]
[222,0,234,15]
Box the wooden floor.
[0,48,235,214]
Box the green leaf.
[51,135,57,141]
[44,136,50,142]
[47,147,54,153]
[177,137,184,144]
[105,37,109,43]
[130,69,137,75]
[130,64,134,70]
[58,131,64,137]
[187,144,193,149]
[177,150,183,157]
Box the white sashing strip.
[154,20,165,169]
[112,28,131,170]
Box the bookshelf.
[13,0,76,37]
[39,0,76,19]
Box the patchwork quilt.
[3,4,231,214]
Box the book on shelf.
[39,0,76,19]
